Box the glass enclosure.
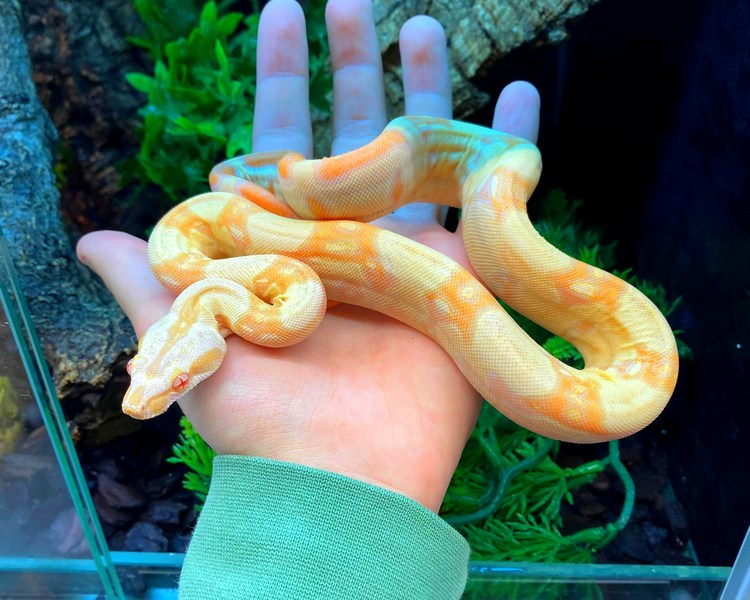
[5,0,748,593]
[0,224,737,596]
[0,225,119,595]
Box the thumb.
[76,230,173,337]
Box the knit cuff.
[179,455,469,599]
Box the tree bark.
[0,0,134,398]
[374,0,601,118]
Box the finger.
[387,16,452,227]
[400,16,452,118]
[326,0,387,155]
[253,0,312,156]
[492,80,541,144]
[454,82,541,237]
[76,231,173,337]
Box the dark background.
[478,0,749,566]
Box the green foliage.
[302,0,332,115]
[534,188,617,268]
[0,376,23,457]
[132,0,330,502]
[440,408,606,564]
[53,142,75,191]
[543,336,584,369]
[124,0,331,205]
[167,416,216,509]
[614,269,693,359]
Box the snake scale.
[122,116,678,444]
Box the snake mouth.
[121,384,173,420]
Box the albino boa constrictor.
[123,116,678,444]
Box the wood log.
[374,0,601,118]
[0,0,135,398]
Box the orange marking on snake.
[554,263,623,314]
[237,182,297,218]
[426,273,497,341]
[304,195,335,220]
[391,176,405,203]
[634,346,680,390]
[357,224,398,292]
[278,153,303,180]
[318,129,407,180]
[544,372,606,436]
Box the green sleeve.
[178,455,470,599]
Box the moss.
[0,376,23,456]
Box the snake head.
[121,312,227,419]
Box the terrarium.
[0,0,747,597]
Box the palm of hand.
[182,221,479,511]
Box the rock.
[643,523,668,549]
[170,533,191,554]
[142,470,183,499]
[119,571,148,598]
[0,0,135,397]
[629,503,651,525]
[48,508,89,556]
[106,529,126,551]
[590,472,612,492]
[97,472,145,509]
[619,439,644,469]
[633,470,666,506]
[123,521,168,553]
[579,501,606,517]
[615,527,657,563]
[90,456,126,481]
[141,500,186,525]
[93,491,133,527]
[664,501,689,547]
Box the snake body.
[123,116,678,443]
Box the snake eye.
[171,372,190,392]
[126,359,135,376]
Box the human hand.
[76,0,540,512]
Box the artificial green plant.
[167,416,215,508]
[124,0,330,205]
